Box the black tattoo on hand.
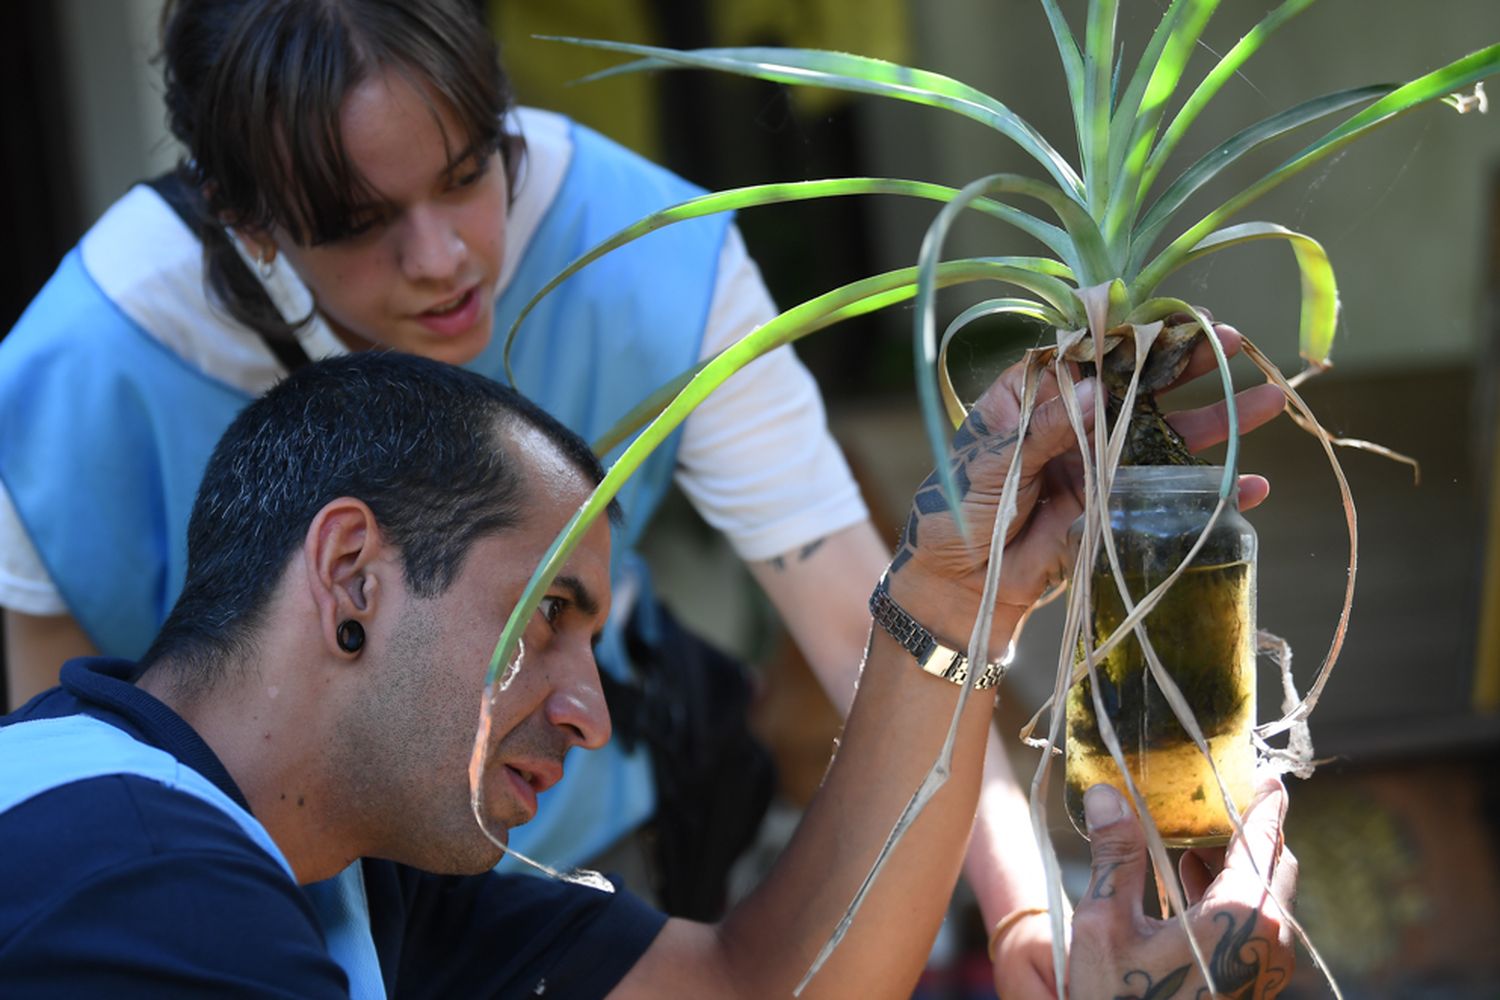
[1195,910,1288,999]
[1113,911,1288,1000]
[890,410,1020,573]
[1090,860,1123,899]
[1117,965,1190,1000]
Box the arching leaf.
[1145,223,1338,366]
[501,177,1074,383]
[550,38,1085,197]
[1139,0,1320,200]
[1128,84,1392,272]
[1137,44,1500,295]
[938,298,1061,428]
[915,176,1090,533]
[1102,0,1218,246]
[487,256,1080,687]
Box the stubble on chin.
[416,795,511,876]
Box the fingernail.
[1084,784,1124,831]
[1075,377,1096,410]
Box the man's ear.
[304,498,389,659]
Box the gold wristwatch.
[868,575,1007,690]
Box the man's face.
[352,430,613,874]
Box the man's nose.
[399,205,464,282]
[545,658,612,750]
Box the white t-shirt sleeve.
[0,480,67,615]
[672,227,869,561]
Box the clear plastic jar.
[1065,466,1257,847]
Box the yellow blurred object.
[490,0,910,159]
[490,0,661,157]
[709,0,910,116]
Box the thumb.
[1078,784,1148,919]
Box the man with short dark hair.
[0,350,1296,998]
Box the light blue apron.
[0,118,730,868]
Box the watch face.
[874,577,998,689]
[922,646,965,681]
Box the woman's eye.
[343,213,386,238]
[314,213,385,247]
[451,155,491,190]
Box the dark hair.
[157,0,522,342]
[140,352,618,690]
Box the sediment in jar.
[1065,560,1255,845]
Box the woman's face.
[267,69,508,366]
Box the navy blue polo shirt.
[0,659,666,998]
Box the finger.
[1179,846,1224,904]
[968,350,1059,428]
[1074,785,1148,928]
[1165,383,1286,450]
[1237,474,1270,512]
[1013,376,1097,481]
[1163,306,1214,327]
[1167,322,1243,387]
[1221,776,1288,884]
[1271,843,1299,914]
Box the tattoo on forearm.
[1113,912,1288,1000]
[889,410,1019,574]
[766,537,829,572]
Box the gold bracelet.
[987,906,1049,961]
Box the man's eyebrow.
[553,574,601,618]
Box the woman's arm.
[4,610,97,708]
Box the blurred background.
[4,1,1499,995]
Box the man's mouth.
[505,762,561,795]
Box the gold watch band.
[868,574,1007,690]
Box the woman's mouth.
[415,287,482,337]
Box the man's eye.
[538,596,566,627]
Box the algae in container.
[1065,465,1257,847]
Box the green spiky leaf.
[548,38,1085,197]
[1137,43,1500,295]
[1128,83,1392,272]
[501,177,1075,383]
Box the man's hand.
[887,323,1283,662]
[1069,778,1298,999]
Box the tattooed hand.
[1069,778,1298,1000]
[885,325,1284,658]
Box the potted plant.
[475,1,1498,991]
